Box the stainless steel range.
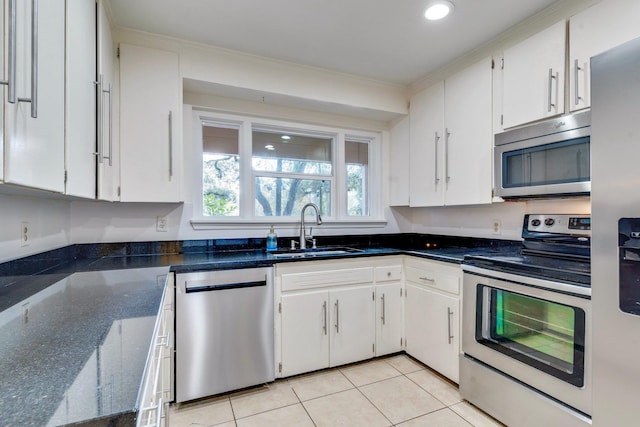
[460,214,592,427]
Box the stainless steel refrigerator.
[591,36,640,426]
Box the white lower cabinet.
[404,257,461,383]
[374,264,404,356]
[137,273,174,427]
[277,256,461,383]
[330,286,376,366]
[280,285,374,377]
[280,290,330,376]
[278,258,407,378]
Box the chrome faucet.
[300,203,322,249]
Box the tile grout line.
[290,384,318,427]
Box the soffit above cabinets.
[107,0,559,86]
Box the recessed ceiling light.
[424,1,454,21]
[265,144,275,150]
[281,135,291,140]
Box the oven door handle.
[462,264,591,298]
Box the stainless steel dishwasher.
[175,267,274,403]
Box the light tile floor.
[169,354,504,427]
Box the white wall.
[114,29,408,121]
[0,193,71,263]
[409,197,591,240]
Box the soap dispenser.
[266,225,278,252]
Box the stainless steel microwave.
[494,110,591,199]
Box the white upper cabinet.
[409,57,492,207]
[96,0,119,201]
[65,0,97,198]
[409,81,444,207]
[569,0,640,112]
[3,0,66,192]
[444,58,493,206]
[389,116,410,206]
[502,20,566,129]
[119,44,181,202]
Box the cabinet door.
[409,82,445,207]
[569,0,640,112]
[329,286,375,367]
[119,44,181,202]
[96,0,119,201]
[65,0,96,198]
[405,283,460,382]
[281,291,329,377]
[4,0,65,192]
[502,20,566,129]
[389,116,410,206]
[444,57,492,206]
[375,283,403,356]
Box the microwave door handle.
[522,152,530,186]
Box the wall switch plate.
[492,219,502,235]
[156,216,168,232]
[21,221,29,246]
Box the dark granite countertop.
[0,266,168,427]
[0,233,521,426]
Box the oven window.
[476,286,586,387]
[502,137,590,188]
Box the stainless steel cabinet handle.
[434,131,440,185]
[97,78,113,165]
[447,307,453,344]
[547,68,556,113]
[334,300,339,333]
[445,128,451,184]
[1,0,17,102]
[418,276,434,282]
[17,0,38,118]
[381,294,386,325]
[322,301,327,335]
[107,83,113,166]
[96,75,104,163]
[574,59,582,106]
[168,111,173,178]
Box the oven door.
[462,266,591,415]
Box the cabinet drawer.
[281,267,374,291]
[374,265,402,282]
[405,265,459,295]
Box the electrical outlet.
[21,221,29,246]
[156,216,168,232]
[492,219,502,235]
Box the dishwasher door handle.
[185,277,267,293]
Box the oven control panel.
[526,214,591,236]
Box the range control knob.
[531,219,541,227]
[544,218,555,226]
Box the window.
[252,130,332,217]
[345,139,369,216]
[195,112,382,224]
[202,124,240,216]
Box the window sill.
[190,218,388,231]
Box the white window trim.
[191,109,386,230]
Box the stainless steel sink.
[271,247,363,258]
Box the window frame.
[191,110,385,229]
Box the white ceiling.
[107,0,559,86]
